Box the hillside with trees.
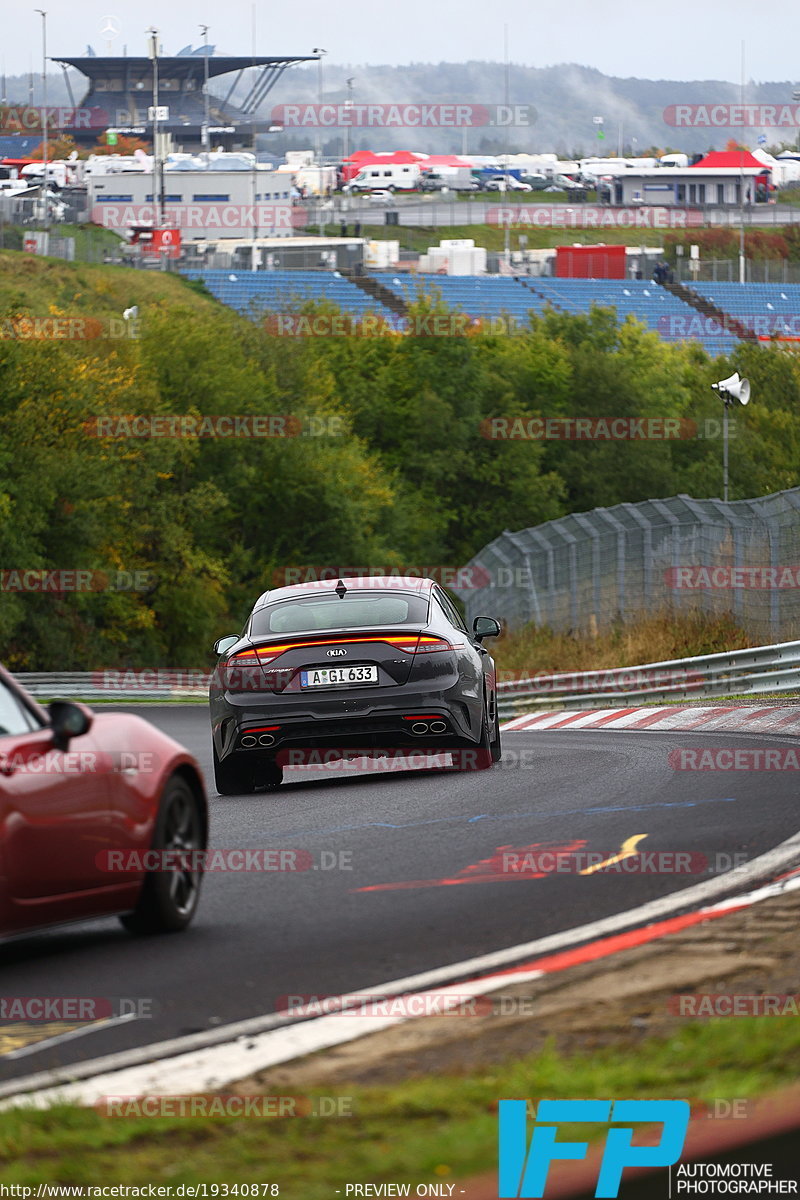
[1,252,798,669]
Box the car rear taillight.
[223,649,265,692]
[230,650,260,666]
[413,636,462,653]
[253,642,299,666]
[253,634,424,659]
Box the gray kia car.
[209,576,501,793]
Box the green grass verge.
[0,247,219,320]
[2,1016,798,1195]
[324,221,675,254]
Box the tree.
[90,133,150,156]
[28,134,82,160]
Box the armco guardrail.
[496,639,800,716]
[17,672,211,701]
[14,640,800,713]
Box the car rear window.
[250,591,430,636]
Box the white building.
[89,167,295,241]
[605,166,766,207]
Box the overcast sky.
[3,0,797,83]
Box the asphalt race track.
[2,704,798,1083]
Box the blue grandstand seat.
[181,269,798,357]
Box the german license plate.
[300,665,378,688]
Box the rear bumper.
[211,682,481,762]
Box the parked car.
[0,663,208,939]
[420,171,480,192]
[484,175,533,192]
[210,576,502,793]
[366,190,394,204]
[519,174,551,190]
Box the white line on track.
[3,830,800,1109]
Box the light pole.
[34,9,47,229]
[712,372,751,502]
[312,48,327,180]
[343,76,353,164]
[738,40,746,284]
[147,28,164,232]
[199,24,210,153]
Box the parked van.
[344,163,422,192]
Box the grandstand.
[182,268,781,357]
[182,268,403,327]
[363,274,744,356]
[692,282,800,345]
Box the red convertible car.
[0,663,208,938]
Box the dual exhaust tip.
[411,720,448,735]
[242,720,448,746]
[240,733,276,748]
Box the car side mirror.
[213,635,239,656]
[49,699,93,750]
[473,616,501,642]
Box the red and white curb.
[503,704,800,735]
[3,833,800,1111]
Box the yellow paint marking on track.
[579,833,649,875]
[0,1014,138,1059]
[0,1022,86,1056]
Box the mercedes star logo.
[100,15,121,39]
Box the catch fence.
[455,488,800,643]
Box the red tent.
[340,150,472,181]
[691,151,767,170]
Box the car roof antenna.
[335,579,348,598]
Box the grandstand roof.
[52,54,317,80]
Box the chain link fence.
[455,488,800,643]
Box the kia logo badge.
[327,648,347,657]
